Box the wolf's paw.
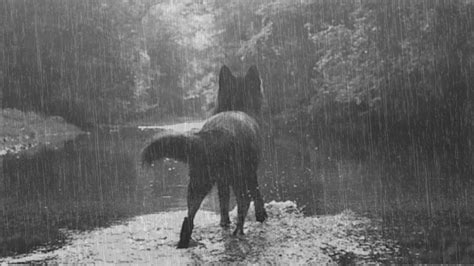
[177,238,201,249]
[256,210,268,222]
[220,218,231,228]
[177,217,192,249]
[177,239,189,249]
[232,227,245,236]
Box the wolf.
[141,65,268,248]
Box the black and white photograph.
[0,0,473,263]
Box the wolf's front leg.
[177,178,213,248]
[217,181,231,227]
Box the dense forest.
[2,0,472,175]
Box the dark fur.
[213,65,263,116]
[141,65,267,248]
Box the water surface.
[1,124,473,262]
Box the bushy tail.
[141,132,204,165]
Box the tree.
[1,0,160,126]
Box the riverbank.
[0,109,84,156]
[0,201,400,264]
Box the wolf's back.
[198,111,261,164]
[204,112,259,146]
[141,112,260,166]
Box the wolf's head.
[213,65,264,116]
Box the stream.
[1,122,473,263]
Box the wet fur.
[141,65,267,248]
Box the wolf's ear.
[245,65,261,88]
[246,65,259,79]
[219,65,234,87]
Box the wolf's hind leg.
[217,181,231,227]
[232,185,251,236]
[177,177,213,249]
[249,172,267,222]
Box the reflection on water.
[1,125,473,262]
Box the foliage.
[213,0,473,182]
[1,0,472,165]
[1,0,159,126]
[220,1,472,135]
[142,0,222,117]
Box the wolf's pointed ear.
[246,65,259,79]
[219,65,234,87]
[245,65,261,88]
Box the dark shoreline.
[0,109,84,156]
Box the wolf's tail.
[141,132,204,165]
